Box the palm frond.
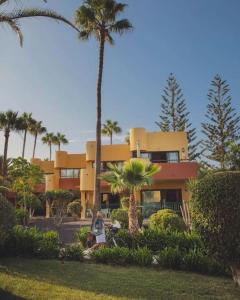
[109,18,133,35]
[0,16,23,46]
[9,8,80,33]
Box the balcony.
[153,161,198,181]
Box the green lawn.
[0,258,239,300]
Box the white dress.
[96,227,106,244]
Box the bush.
[75,226,91,247]
[111,209,128,229]
[111,209,143,229]
[134,229,202,253]
[67,201,81,218]
[156,247,227,276]
[149,209,185,231]
[191,171,240,283]
[59,244,84,261]
[156,247,182,269]
[3,225,59,258]
[0,196,16,254]
[182,249,227,276]
[92,246,152,266]
[131,247,152,266]
[15,208,29,225]
[0,195,16,231]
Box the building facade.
[32,128,198,218]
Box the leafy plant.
[191,171,240,285]
[67,201,81,219]
[15,208,29,225]
[149,209,185,232]
[60,244,84,261]
[75,226,91,247]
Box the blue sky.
[1,0,240,159]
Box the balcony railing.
[141,201,182,218]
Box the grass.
[0,258,239,300]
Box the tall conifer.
[202,75,240,168]
[156,73,200,160]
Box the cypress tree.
[156,73,200,160]
[202,75,240,169]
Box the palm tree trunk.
[22,129,27,158]
[110,132,113,145]
[58,143,60,151]
[3,129,10,177]
[128,193,139,235]
[50,143,52,161]
[32,133,38,159]
[93,32,105,220]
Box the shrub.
[134,229,202,253]
[131,247,152,266]
[111,209,143,229]
[111,209,128,229]
[15,208,29,225]
[0,196,16,254]
[75,226,91,247]
[92,246,152,266]
[0,195,16,231]
[156,247,182,269]
[191,171,240,285]
[59,244,84,261]
[67,201,81,218]
[4,225,59,258]
[182,249,227,276]
[149,209,185,231]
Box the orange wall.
[55,151,86,169]
[129,128,188,160]
[31,158,54,174]
[86,142,131,162]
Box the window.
[133,151,179,163]
[141,189,182,217]
[60,169,80,178]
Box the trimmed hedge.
[111,209,143,229]
[2,225,59,259]
[191,171,240,266]
[149,209,185,231]
[92,246,152,267]
[107,229,202,252]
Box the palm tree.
[42,132,55,161]
[0,0,80,47]
[19,112,35,158]
[102,119,122,144]
[102,159,160,235]
[0,110,21,176]
[53,132,69,151]
[75,0,132,215]
[29,120,46,159]
[125,132,130,145]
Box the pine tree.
[202,75,240,169]
[156,73,200,160]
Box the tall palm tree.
[0,110,22,176]
[0,0,80,47]
[42,132,55,161]
[102,159,160,235]
[19,112,35,158]
[75,0,132,215]
[29,120,46,159]
[53,132,69,151]
[102,119,122,144]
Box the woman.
[93,211,106,246]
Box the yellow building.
[32,128,198,218]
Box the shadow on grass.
[0,258,240,300]
[0,289,26,300]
